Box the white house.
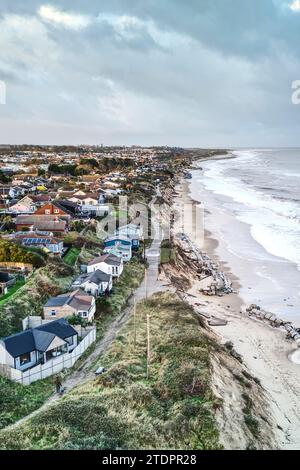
[71,269,113,296]
[87,253,123,278]
[0,319,78,372]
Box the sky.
[1,0,300,147]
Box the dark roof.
[73,269,111,286]
[45,296,70,307]
[53,200,75,216]
[32,329,55,352]
[3,319,77,358]
[3,330,36,358]
[37,318,77,339]
[89,270,111,283]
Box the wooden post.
[133,297,137,349]
[145,267,148,299]
[146,313,151,380]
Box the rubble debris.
[208,318,228,326]
[246,304,300,347]
[175,233,233,295]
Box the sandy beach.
[171,175,300,450]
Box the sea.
[190,148,300,321]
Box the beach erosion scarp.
[164,171,300,450]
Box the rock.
[209,318,228,326]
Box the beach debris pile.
[176,233,233,296]
[246,304,300,346]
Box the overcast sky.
[1,0,300,147]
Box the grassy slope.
[0,256,145,431]
[0,279,26,306]
[63,248,81,266]
[0,293,221,450]
[0,262,74,337]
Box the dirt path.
[5,191,166,431]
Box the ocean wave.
[198,152,300,268]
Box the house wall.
[87,261,123,278]
[0,342,14,368]
[15,350,38,371]
[43,304,75,320]
[81,281,100,296]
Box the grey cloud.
[0,0,300,146]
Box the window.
[81,311,88,317]
[54,208,59,214]
[45,209,50,215]
[19,353,31,366]
[51,309,56,316]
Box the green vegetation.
[96,258,145,323]
[0,377,54,429]
[160,239,175,264]
[63,248,81,266]
[0,240,46,268]
[0,279,26,306]
[0,261,74,337]
[0,292,221,450]
[242,393,260,438]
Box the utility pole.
[145,267,148,299]
[146,313,151,380]
[133,296,137,349]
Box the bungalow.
[68,194,99,206]
[87,253,123,278]
[15,215,67,234]
[44,289,95,322]
[18,234,64,256]
[0,319,78,372]
[103,235,132,261]
[81,204,109,218]
[71,269,112,296]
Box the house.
[15,215,67,234]
[68,193,99,206]
[30,194,52,207]
[0,272,16,296]
[81,204,109,218]
[55,200,80,217]
[115,224,143,249]
[8,196,36,215]
[103,236,132,261]
[0,319,78,372]
[87,253,123,278]
[34,202,72,220]
[0,185,24,199]
[71,269,112,296]
[44,289,95,322]
[17,233,64,256]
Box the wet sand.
[172,176,300,450]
